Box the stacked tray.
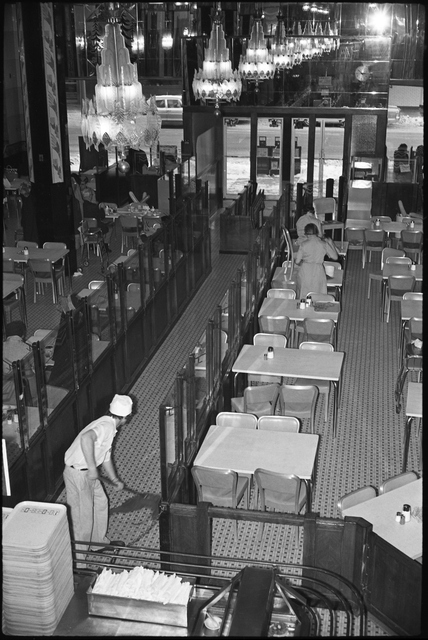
[3,501,74,635]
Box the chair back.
[259,315,290,337]
[401,229,423,248]
[254,468,306,513]
[408,317,422,341]
[313,197,336,221]
[379,471,418,495]
[337,486,377,515]
[16,240,38,249]
[299,341,334,352]
[120,215,139,231]
[244,384,280,415]
[216,412,257,429]
[88,280,104,290]
[279,384,319,416]
[388,275,415,296]
[370,216,391,223]
[345,228,364,245]
[364,228,386,246]
[43,242,67,250]
[402,292,422,301]
[267,288,296,299]
[191,466,239,504]
[303,318,335,342]
[385,256,412,266]
[29,258,52,275]
[127,249,137,256]
[257,416,300,432]
[127,283,140,293]
[323,261,342,271]
[306,292,335,302]
[253,333,287,348]
[381,248,405,269]
[82,218,101,238]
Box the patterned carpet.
[5,203,421,635]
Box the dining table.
[342,479,422,561]
[271,266,344,302]
[258,297,341,348]
[194,424,320,510]
[402,382,422,474]
[232,345,345,437]
[3,245,71,295]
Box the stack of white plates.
[3,501,74,635]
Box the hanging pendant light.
[81,3,161,158]
[192,2,241,113]
[238,7,275,91]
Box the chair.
[295,342,334,422]
[16,240,38,249]
[216,412,258,429]
[384,256,412,266]
[257,415,300,432]
[88,280,104,290]
[119,215,140,253]
[278,384,319,434]
[379,471,419,495]
[306,292,336,302]
[400,230,423,264]
[3,257,16,273]
[395,342,423,413]
[231,384,280,417]
[254,469,306,542]
[250,333,287,385]
[363,229,386,266]
[313,197,336,222]
[191,466,249,538]
[127,283,140,293]
[402,292,422,302]
[323,260,342,270]
[367,248,405,304]
[337,486,377,516]
[370,216,391,224]
[127,249,137,256]
[402,316,422,360]
[384,275,415,323]
[345,228,365,268]
[3,273,26,324]
[80,218,103,264]
[28,257,63,303]
[266,288,296,299]
[42,242,67,295]
[301,318,336,349]
[259,315,291,345]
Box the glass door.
[224,117,251,196]
[313,118,345,198]
[256,117,282,197]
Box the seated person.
[295,206,323,245]
[2,321,34,407]
[81,186,114,252]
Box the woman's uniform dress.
[295,236,338,298]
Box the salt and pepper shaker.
[395,512,402,523]
[402,504,411,522]
[299,299,306,310]
[267,346,274,359]
[400,514,406,525]
[375,218,380,227]
[410,219,415,229]
[23,246,29,256]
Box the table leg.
[303,479,312,513]
[332,381,338,437]
[402,416,412,473]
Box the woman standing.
[294,224,339,298]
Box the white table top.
[258,297,340,322]
[3,276,23,298]
[272,267,343,289]
[382,264,423,281]
[406,383,422,418]
[378,221,423,234]
[194,424,319,479]
[3,246,68,263]
[342,479,422,560]
[400,300,422,321]
[232,345,344,382]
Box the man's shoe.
[92,540,125,553]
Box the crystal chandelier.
[81,4,161,168]
[192,3,241,113]
[238,8,276,91]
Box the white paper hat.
[109,394,133,417]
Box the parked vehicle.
[154,95,183,125]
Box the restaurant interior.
[2,2,424,637]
